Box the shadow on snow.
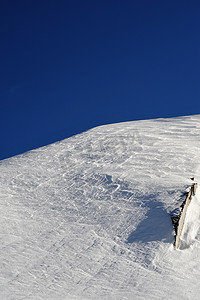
[127,200,174,244]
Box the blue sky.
[1,0,200,160]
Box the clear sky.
[1,0,200,160]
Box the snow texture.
[1,114,200,299]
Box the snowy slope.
[1,115,200,299]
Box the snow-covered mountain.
[1,115,200,299]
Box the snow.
[1,114,200,299]
[179,186,200,250]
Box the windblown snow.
[1,115,200,299]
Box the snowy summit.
[1,115,200,299]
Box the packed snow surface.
[1,115,200,299]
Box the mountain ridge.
[1,114,200,299]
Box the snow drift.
[179,185,200,250]
[1,115,200,299]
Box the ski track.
[1,115,200,299]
